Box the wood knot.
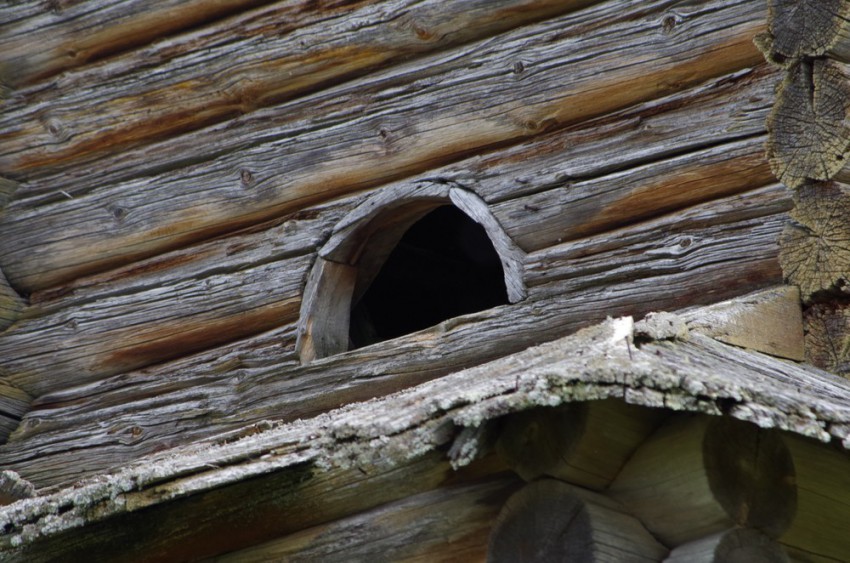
[240,169,255,187]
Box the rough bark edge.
[0,287,847,552]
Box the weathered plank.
[0,186,790,487]
[0,0,599,176]
[4,312,850,559]
[779,181,850,300]
[0,0,767,291]
[211,477,517,562]
[766,59,850,188]
[0,0,280,86]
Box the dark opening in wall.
[349,205,509,349]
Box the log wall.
[0,0,788,491]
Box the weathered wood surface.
[760,0,850,63]
[495,399,664,490]
[0,187,790,485]
[0,268,24,333]
[487,480,667,562]
[766,59,850,188]
[0,0,597,174]
[0,0,766,291]
[804,302,850,377]
[665,528,790,563]
[780,182,850,301]
[211,476,517,562]
[610,415,796,547]
[3,309,850,559]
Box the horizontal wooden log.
[0,0,598,177]
[760,0,850,63]
[0,186,790,487]
[804,301,850,377]
[0,267,24,333]
[767,59,850,188]
[494,135,773,251]
[781,433,850,562]
[0,0,766,291]
[211,477,517,562]
[665,528,790,562]
[779,181,850,300]
[0,0,277,87]
[495,399,665,490]
[611,414,797,547]
[488,480,667,562]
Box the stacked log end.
[762,0,850,378]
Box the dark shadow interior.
[349,205,509,349]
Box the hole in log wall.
[350,206,509,348]
[297,184,526,362]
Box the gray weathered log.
[779,181,850,300]
[766,59,850,188]
[487,480,667,562]
[0,0,766,291]
[804,301,850,377]
[0,268,24,334]
[0,186,791,486]
[665,528,790,563]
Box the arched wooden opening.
[297,183,526,362]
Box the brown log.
[766,59,850,188]
[760,0,850,63]
[0,186,790,487]
[495,399,665,490]
[665,528,790,563]
[487,479,667,562]
[0,0,766,291]
[803,301,850,377]
[781,433,850,562]
[0,0,597,174]
[779,182,850,300]
[211,477,517,562]
[610,414,796,547]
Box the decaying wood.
[760,0,850,63]
[0,0,766,291]
[487,480,667,562]
[779,182,850,300]
[0,472,33,507]
[678,285,804,361]
[665,528,790,563]
[296,259,357,363]
[0,0,599,174]
[766,59,850,188]
[610,415,796,547]
[781,434,850,562]
[495,399,665,490]
[211,476,517,562]
[3,308,850,559]
[0,188,791,486]
[804,301,850,377]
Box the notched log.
[767,59,850,187]
[804,300,850,378]
[779,181,850,300]
[760,0,850,63]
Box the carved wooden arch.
[296,181,527,362]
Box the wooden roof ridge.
[1,285,848,553]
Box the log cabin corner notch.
[296,181,527,362]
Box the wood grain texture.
[0,186,791,487]
[0,0,766,291]
[766,59,850,188]
[804,301,850,378]
[0,0,598,175]
[3,311,850,559]
[779,182,850,300]
[760,0,850,63]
